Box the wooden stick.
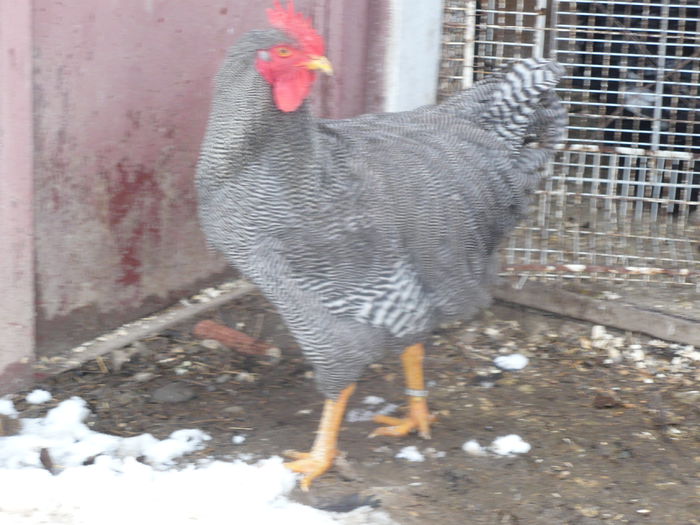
[193,320,280,359]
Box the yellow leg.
[284,383,355,491]
[372,343,436,439]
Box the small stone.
[265,347,282,362]
[223,406,245,415]
[617,449,633,460]
[576,505,600,518]
[215,374,232,384]
[200,339,222,350]
[151,382,196,403]
[484,327,501,338]
[235,372,256,383]
[132,371,155,383]
[593,392,620,409]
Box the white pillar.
[383,0,444,112]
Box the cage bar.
[439,0,699,286]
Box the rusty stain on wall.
[106,161,164,287]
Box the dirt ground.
[8,292,700,525]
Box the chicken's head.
[255,1,333,113]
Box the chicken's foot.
[284,383,355,490]
[371,343,436,439]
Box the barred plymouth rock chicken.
[196,1,567,490]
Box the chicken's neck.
[209,78,322,208]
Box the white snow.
[362,396,385,405]
[0,396,397,525]
[489,434,531,456]
[395,446,425,462]
[0,398,18,417]
[462,434,531,457]
[25,389,52,404]
[493,354,529,371]
[461,439,487,456]
[0,397,209,471]
[232,435,246,445]
[346,402,398,423]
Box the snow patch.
[1,397,209,470]
[494,354,529,371]
[0,399,18,418]
[490,434,531,456]
[462,434,531,457]
[462,439,487,456]
[0,396,397,525]
[395,446,425,462]
[25,389,52,405]
[362,396,385,405]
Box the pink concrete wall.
[31,0,255,354]
[0,1,35,392]
[315,0,389,118]
[1,0,387,392]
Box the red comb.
[267,0,325,56]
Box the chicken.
[196,1,567,490]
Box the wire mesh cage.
[440,0,700,286]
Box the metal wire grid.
[439,0,700,285]
[559,0,700,155]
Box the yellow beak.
[304,55,334,76]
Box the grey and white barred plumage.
[196,30,567,398]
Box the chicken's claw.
[281,384,356,491]
[284,450,335,491]
[370,398,436,439]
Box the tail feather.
[482,59,567,151]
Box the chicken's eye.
[277,47,292,57]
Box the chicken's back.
[282,59,567,346]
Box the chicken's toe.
[284,453,334,491]
[370,400,436,439]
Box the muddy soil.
[9,293,700,525]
